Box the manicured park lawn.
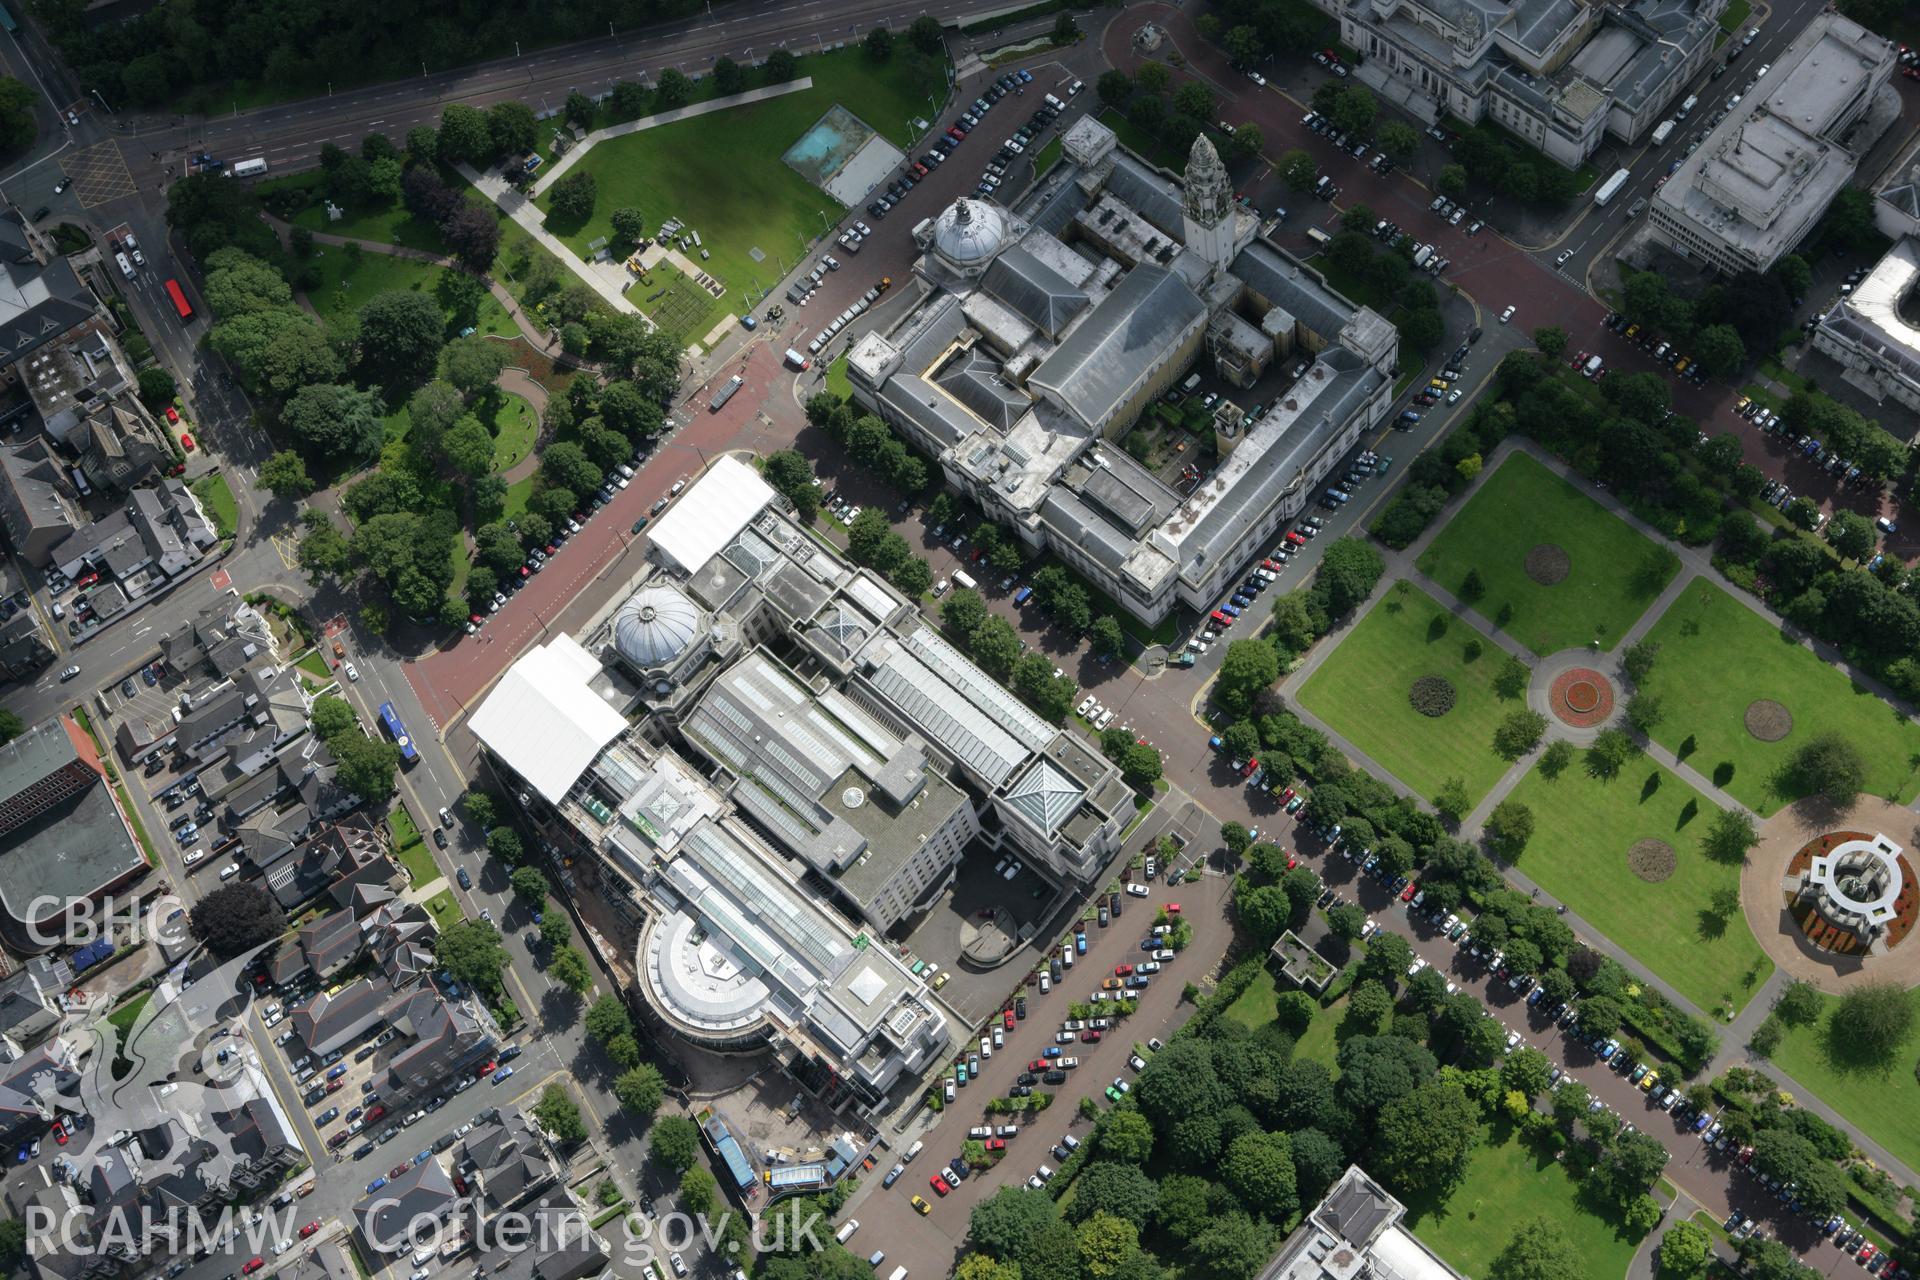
[1403,1121,1648,1280]
[1416,452,1679,654]
[1765,985,1920,1177]
[1506,759,1772,1014]
[305,247,515,340]
[1297,582,1516,809]
[1634,579,1920,813]
[501,474,537,522]
[262,171,455,254]
[536,47,941,316]
[424,889,464,927]
[487,390,538,472]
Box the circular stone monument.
[1549,666,1615,728]
[1745,699,1793,742]
[1629,838,1677,883]
[1525,543,1571,586]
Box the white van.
[952,569,977,591]
[1061,944,1074,969]
[889,1268,909,1280]
[903,1140,923,1162]
[834,1220,859,1245]
[114,252,135,279]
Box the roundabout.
[1548,666,1615,729]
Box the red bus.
[164,278,192,321]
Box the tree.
[442,335,509,396]
[908,14,946,53]
[1327,902,1366,943]
[1702,807,1757,864]
[1074,1211,1137,1278]
[1586,728,1640,780]
[1279,149,1318,192]
[1378,120,1418,160]
[1329,85,1376,136]
[298,514,354,581]
[711,56,744,93]
[1336,1035,1437,1120]
[1827,509,1877,562]
[970,1187,1059,1260]
[437,919,509,994]
[1832,980,1915,1068]
[1173,80,1213,122]
[1066,1161,1158,1229]
[1435,776,1471,823]
[1316,538,1385,614]
[1102,1109,1156,1164]
[0,76,39,155]
[548,946,591,995]
[509,866,550,903]
[1088,615,1126,660]
[653,68,693,111]
[635,1112,695,1175]
[1501,1046,1552,1100]
[1215,639,1280,716]
[357,290,446,387]
[532,1083,587,1143]
[1779,731,1866,808]
[284,382,385,460]
[484,100,538,157]
[1374,1081,1480,1194]
[257,450,313,499]
[612,1063,664,1116]
[440,415,495,479]
[1532,326,1568,358]
[863,25,895,61]
[537,913,573,951]
[1491,709,1547,760]
[1437,164,1469,198]
[1487,1219,1582,1280]
[331,731,401,804]
[1222,1130,1297,1219]
[1625,692,1664,735]
[188,882,287,958]
[1483,799,1535,858]
[547,170,598,224]
[1225,121,1265,163]
[1622,639,1661,684]
[1576,994,1624,1038]
[1659,1220,1713,1278]
[1693,322,1746,378]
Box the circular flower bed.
[1524,544,1571,586]
[1745,699,1793,742]
[1549,666,1615,728]
[1409,675,1457,718]
[1628,839,1677,883]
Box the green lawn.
[386,806,442,885]
[1403,1121,1649,1280]
[536,47,943,317]
[1505,758,1772,1015]
[294,650,333,681]
[1033,136,1063,177]
[424,889,464,927]
[1634,579,1920,813]
[487,390,538,473]
[1297,582,1518,809]
[1718,0,1752,35]
[261,172,454,254]
[191,473,239,538]
[1768,986,1920,1176]
[1097,108,1185,172]
[502,473,537,522]
[305,247,516,340]
[1416,452,1680,654]
[825,353,852,400]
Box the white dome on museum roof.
[934,198,1009,267]
[613,584,700,669]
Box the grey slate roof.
[879,373,985,448]
[0,240,97,368]
[1103,151,1186,235]
[934,349,1028,431]
[1231,243,1353,342]
[981,244,1088,337]
[1029,265,1204,430]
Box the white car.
[1125,883,1148,897]
[1499,305,1516,323]
[218,864,241,880]
[344,663,359,682]
[183,848,207,865]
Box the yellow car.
[932,972,950,990]
[911,1195,931,1216]
[1639,1070,1659,1092]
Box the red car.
[51,1125,66,1145]
[477,1060,497,1077]
[1113,963,1133,976]
[984,1138,1006,1151]
[1164,903,1182,914]
[180,433,195,451]
[299,1222,320,1239]
[1400,881,1418,902]
[165,406,180,423]
[946,127,965,142]
[1280,787,1296,803]
[1286,855,1299,870]
[389,1162,411,1179]
[74,571,99,589]
[1002,1009,1015,1030]
[242,1261,263,1276]
[930,1174,951,1195]
[325,1078,344,1093]
[1284,531,1307,546]
[1027,1058,1049,1072]
[1081,1030,1102,1043]
[366,1105,387,1122]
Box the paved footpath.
[1278,432,1920,1189]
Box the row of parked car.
[1601,311,1711,385]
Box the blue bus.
[0,5,19,35]
[377,701,420,768]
